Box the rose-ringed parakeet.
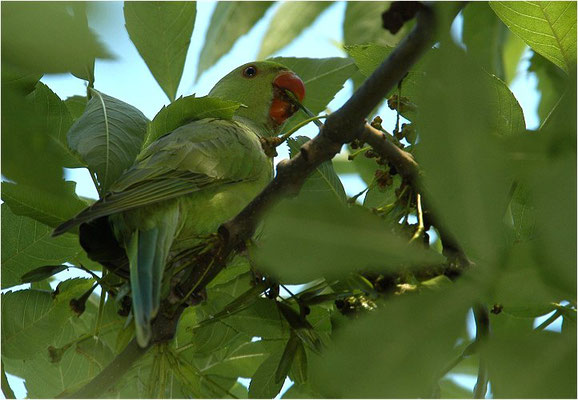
[53,61,305,347]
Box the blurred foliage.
[1,1,576,399]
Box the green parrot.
[53,61,305,347]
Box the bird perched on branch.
[53,61,306,347]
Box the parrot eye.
[243,65,258,78]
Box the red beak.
[270,71,306,125]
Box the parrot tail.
[127,219,177,348]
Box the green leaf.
[67,89,149,193]
[1,2,111,75]
[249,351,285,399]
[3,317,115,397]
[271,57,358,131]
[311,287,472,397]
[345,43,426,109]
[1,181,87,228]
[225,299,288,340]
[484,326,576,398]
[289,340,308,385]
[282,383,322,398]
[144,95,241,148]
[503,33,527,84]
[509,182,536,241]
[64,95,88,120]
[363,175,401,209]
[1,279,93,360]
[203,340,270,378]
[20,265,68,283]
[258,2,332,59]
[463,2,508,79]
[1,204,83,289]
[439,378,473,399]
[275,334,299,384]
[197,2,274,80]
[288,136,346,203]
[529,51,568,123]
[29,82,86,167]
[1,62,41,95]
[344,1,405,47]
[124,2,196,102]
[2,84,70,192]
[414,45,511,264]
[485,73,526,137]
[255,195,444,284]
[492,242,561,318]
[490,1,577,73]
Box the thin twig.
[409,193,424,243]
[535,309,562,331]
[473,304,490,399]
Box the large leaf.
[124,2,196,102]
[311,287,472,397]
[463,2,508,79]
[67,89,149,193]
[528,51,568,123]
[486,73,526,137]
[255,195,444,284]
[2,289,117,397]
[490,1,577,73]
[196,2,273,80]
[258,2,332,59]
[414,45,512,264]
[345,44,426,107]
[248,351,285,399]
[1,181,87,228]
[143,95,241,148]
[1,2,110,75]
[202,340,270,378]
[2,84,68,192]
[270,56,358,131]
[27,83,85,168]
[287,136,346,204]
[1,279,93,360]
[484,325,576,398]
[343,1,405,47]
[1,204,83,288]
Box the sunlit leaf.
[256,195,444,284]
[124,2,196,101]
[249,351,285,399]
[288,136,346,203]
[1,279,93,360]
[1,204,83,289]
[463,2,508,79]
[1,2,111,75]
[197,2,273,80]
[344,1,405,47]
[490,1,577,73]
[259,2,331,59]
[144,95,241,148]
[67,89,149,193]
[484,325,577,398]
[414,45,511,263]
[2,181,87,228]
[311,287,472,397]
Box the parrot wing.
[52,118,265,237]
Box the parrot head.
[209,61,305,136]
